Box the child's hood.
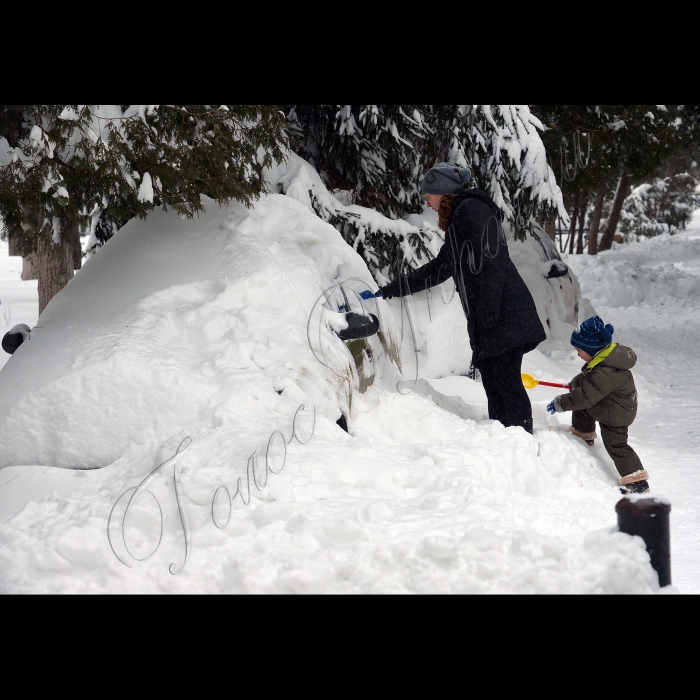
[586,344,637,372]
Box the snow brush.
[521,373,572,391]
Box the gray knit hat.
[422,162,473,195]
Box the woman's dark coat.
[382,190,546,366]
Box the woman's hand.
[378,285,396,300]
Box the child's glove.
[547,397,565,415]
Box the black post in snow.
[616,497,672,588]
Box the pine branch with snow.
[435,105,568,240]
[286,105,430,219]
[0,105,288,251]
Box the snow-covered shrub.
[620,173,700,238]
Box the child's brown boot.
[620,470,651,495]
[569,426,598,447]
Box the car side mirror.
[546,261,569,280]
[337,313,380,342]
[2,324,32,355]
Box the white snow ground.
[0,199,693,594]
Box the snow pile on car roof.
[0,193,401,469]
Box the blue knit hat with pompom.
[571,317,615,356]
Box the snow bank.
[0,190,664,593]
[0,378,660,594]
[566,234,700,309]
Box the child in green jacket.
[548,316,650,495]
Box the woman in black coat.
[379,163,546,435]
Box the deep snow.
[0,195,692,594]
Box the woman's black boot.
[507,419,534,435]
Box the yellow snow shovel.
[522,374,572,391]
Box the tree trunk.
[37,221,76,315]
[22,254,39,281]
[8,236,20,257]
[20,208,42,281]
[558,219,565,253]
[568,194,581,255]
[73,227,83,271]
[544,221,556,242]
[587,188,606,256]
[576,197,588,255]
[599,174,632,252]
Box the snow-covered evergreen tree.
[287,105,429,218]
[286,105,436,280]
[620,173,700,238]
[286,105,567,282]
[530,105,684,253]
[428,105,568,239]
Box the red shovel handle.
[539,380,573,390]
